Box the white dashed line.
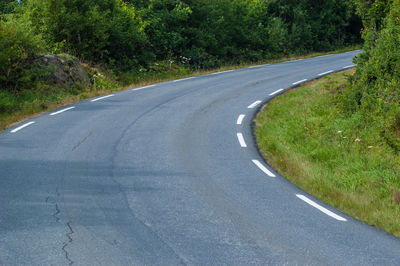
[269,89,284,96]
[252,160,276,177]
[343,65,356,69]
[11,122,35,133]
[237,133,247,147]
[248,101,262,109]
[318,70,333,76]
[210,70,234,75]
[173,77,195,82]
[296,194,347,221]
[237,115,246,125]
[293,79,308,85]
[91,94,115,102]
[132,85,155,91]
[248,66,259,69]
[50,107,75,116]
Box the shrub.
[338,1,400,152]
[23,0,148,70]
[0,14,45,92]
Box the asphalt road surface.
[1,51,400,265]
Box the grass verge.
[254,70,400,237]
[0,45,360,131]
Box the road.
[1,51,400,265]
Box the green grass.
[0,45,360,131]
[254,71,400,237]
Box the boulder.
[37,54,91,88]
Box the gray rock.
[37,54,91,88]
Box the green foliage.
[0,14,45,92]
[0,0,17,16]
[339,0,400,152]
[7,0,360,72]
[22,0,147,70]
[139,0,359,68]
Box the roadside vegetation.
[0,0,361,130]
[255,72,400,237]
[255,0,400,237]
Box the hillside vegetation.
[255,0,400,237]
[0,0,361,126]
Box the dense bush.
[140,0,359,68]
[338,0,400,151]
[23,0,147,70]
[0,14,45,92]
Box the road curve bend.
[1,51,400,265]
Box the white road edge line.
[237,133,247,147]
[293,79,308,85]
[91,94,115,102]
[132,85,155,91]
[343,65,356,69]
[252,160,276,177]
[318,70,333,76]
[11,122,35,133]
[296,194,347,222]
[237,114,246,125]
[50,107,75,116]
[269,88,284,96]
[173,77,195,82]
[248,100,262,109]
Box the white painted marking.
[296,194,347,221]
[252,160,276,177]
[318,70,333,76]
[210,70,234,75]
[237,133,247,147]
[50,107,75,116]
[343,65,356,69]
[248,100,262,109]
[91,94,115,102]
[293,79,308,85]
[269,88,284,96]
[248,66,259,69]
[173,77,195,82]
[219,70,234,74]
[11,122,35,133]
[132,85,155,91]
[237,114,246,125]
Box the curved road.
[1,51,400,265]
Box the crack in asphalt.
[46,188,74,265]
[54,204,60,223]
[62,222,74,265]
[72,131,93,151]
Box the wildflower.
[337,131,342,134]
[355,138,361,142]
[368,146,373,149]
